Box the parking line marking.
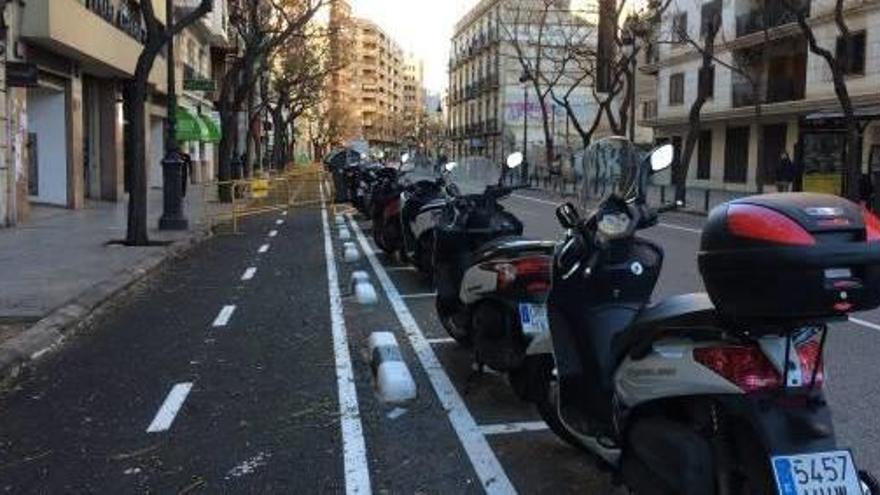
[241,267,257,281]
[850,317,880,332]
[426,337,457,345]
[276,219,285,225]
[511,193,702,234]
[349,216,515,494]
[258,244,270,253]
[320,190,372,494]
[212,305,236,327]
[401,292,437,299]
[480,421,549,436]
[268,230,278,237]
[146,383,193,433]
[386,266,417,272]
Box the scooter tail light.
[727,204,815,246]
[862,207,880,242]
[694,345,782,393]
[797,339,825,388]
[483,256,551,293]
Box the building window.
[669,73,685,105]
[642,100,657,119]
[700,65,715,99]
[700,0,721,38]
[835,30,866,75]
[697,130,712,180]
[672,12,688,43]
[724,126,750,183]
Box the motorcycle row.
[328,137,879,495]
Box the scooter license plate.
[772,450,861,495]
[518,303,548,336]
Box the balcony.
[736,0,810,38]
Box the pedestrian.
[776,151,795,192]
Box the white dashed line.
[212,305,236,327]
[426,337,457,345]
[241,267,257,281]
[400,292,437,299]
[349,215,515,494]
[258,244,270,253]
[146,383,193,433]
[480,421,549,436]
[658,222,702,234]
[268,230,278,237]
[320,188,372,495]
[276,219,284,225]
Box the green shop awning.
[175,106,208,143]
[199,114,222,143]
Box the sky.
[349,0,478,94]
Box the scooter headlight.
[597,212,631,239]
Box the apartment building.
[646,0,880,197]
[402,55,426,144]
[447,0,600,167]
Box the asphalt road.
[1,187,878,494]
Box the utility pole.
[520,71,531,185]
[159,0,188,230]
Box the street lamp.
[519,70,532,185]
[159,0,190,230]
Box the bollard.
[343,242,360,262]
[350,271,377,305]
[339,227,351,240]
[368,332,417,402]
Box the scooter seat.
[473,237,556,263]
[612,293,718,362]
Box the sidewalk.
[0,187,220,380]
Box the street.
[2,189,879,493]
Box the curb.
[368,332,416,403]
[0,229,213,386]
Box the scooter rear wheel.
[436,297,472,347]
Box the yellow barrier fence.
[201,164,334,234]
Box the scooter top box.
[698,193,880,323]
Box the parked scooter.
[371,154,415,254]
[528,136,879,494]
[399,162,457,275]
[433,153,556,397]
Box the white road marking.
[511,193,702,234]
[276,219,284,225]
[282,211,288,216]
[320,189,372,495]
[349,216,516,495]
[258,244,270,253]
[400,292,437,299]
[146,383,193,433]
[426,337,457,345]
[241,267,257,281]
[386,266,417,272]
[268,230,278,237]
[480,421,549,436]
[212,305,236,327]
[850,317,880,332]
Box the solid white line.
[426,337,457,345]
[146,383,193,433]
[241,267,257,281]
[400,292,437,299]
[212,305,236,327]
[479,421,549,436]
[320,189,372,495]
[850,317,880,332]
[258,244,270,253]
[268,230,278,238]
[276,219,285,225]
[349,216,516,494]
[511,193,702,234]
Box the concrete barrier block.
[368,332,416,402]
[343,242,360,262]
[338,227,351,240]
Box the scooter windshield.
[448,157,503,195]
[576,136,642,210]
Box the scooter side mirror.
[556,203,580,229]
[444,162,458,173]
[649,144,675,173]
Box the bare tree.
[782,0,861,200]
[217,0,327,190]
[125,0,213,246]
